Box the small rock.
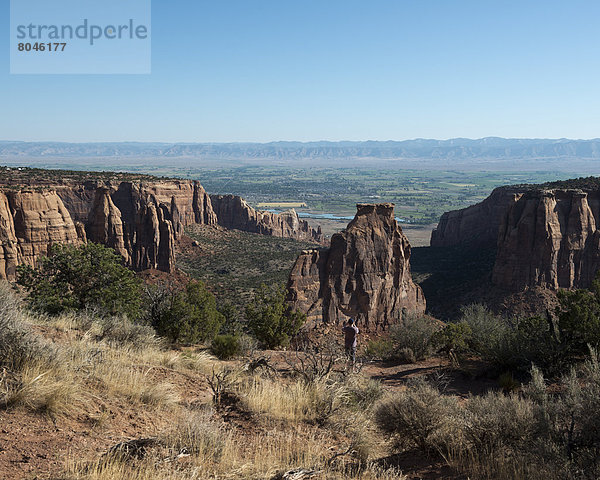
[271,468,321,480]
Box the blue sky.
[1,0,600,142]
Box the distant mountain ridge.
[2,138,600,160]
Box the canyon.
[431,178,600,291]
[0,171,323,281]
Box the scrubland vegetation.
[3,242,600,479]
[0,281,405,479]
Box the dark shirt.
[342,325,359,348]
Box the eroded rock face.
[432,182,600,292]
[431,186,522,247]
[86,187,130,263]
[493,189,600,291]
[287,203,426,331]
[0,177,324,280]
[0,190,82,279]
[0,193,21,280]
[141,181,217,234]
[210,195,324,243]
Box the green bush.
[458,304,565,376]
[217,302,242,335]
[458,276,600,377]
[152,281,224,344]
[433,322,472,354]
[245,284,305,349]
[388,315,441,362]
[364,337,395,360]
[211,334,242,360]
[459,304,507,354]
[556,276,600,357]
[364,316,440,363]
[17,243,142,319]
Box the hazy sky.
[1,0,600,142]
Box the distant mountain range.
[1,138,600,160]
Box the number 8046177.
[18,42,66,52]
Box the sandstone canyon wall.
[287,203,426,331]
[432,181,600,292]
[0,190,84,280]
[210,195,324,243]
[492,189,600,291]
[430,186,522,248]
[0,176,323,280]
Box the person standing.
[342,318,359,365]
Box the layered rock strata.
[0,178,323,280]
[287,203,426,331]
[210,195,324,243]
[492,189,600,291]
[0,190,83,279]
[431,186,522,247]
[432,183,600,291]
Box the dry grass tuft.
[2,363,82,416]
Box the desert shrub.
[153,280,224,344]
[246,284,305,349]
[364,316,439,363]
[388,315,441,362]
[236,333,258,355]
[458,304,567,376]
[0,283,56,371]
[284,338,345,384]
[462,276,600,378]
[433,321,472,354]
[17,243,142,319]
[364,337,395,360]
[374,379,459,453]
[372,352,600,479]
[523,352,600,478]
[556,276,600,357]
[459,304,508,353]
[211,334,242,360]
[392,315,441,361]
[96,316,157,350]
[511,315,566,376]
[463,391,536,458]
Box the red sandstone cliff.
[287,203,425,331]
[493,189,600,291]
[0,174,324,280]
[0,190,83,280]
[431,180,600,292]
[431,186,522,247]
[210,195,324,243]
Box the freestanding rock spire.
[287,203,426,331]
